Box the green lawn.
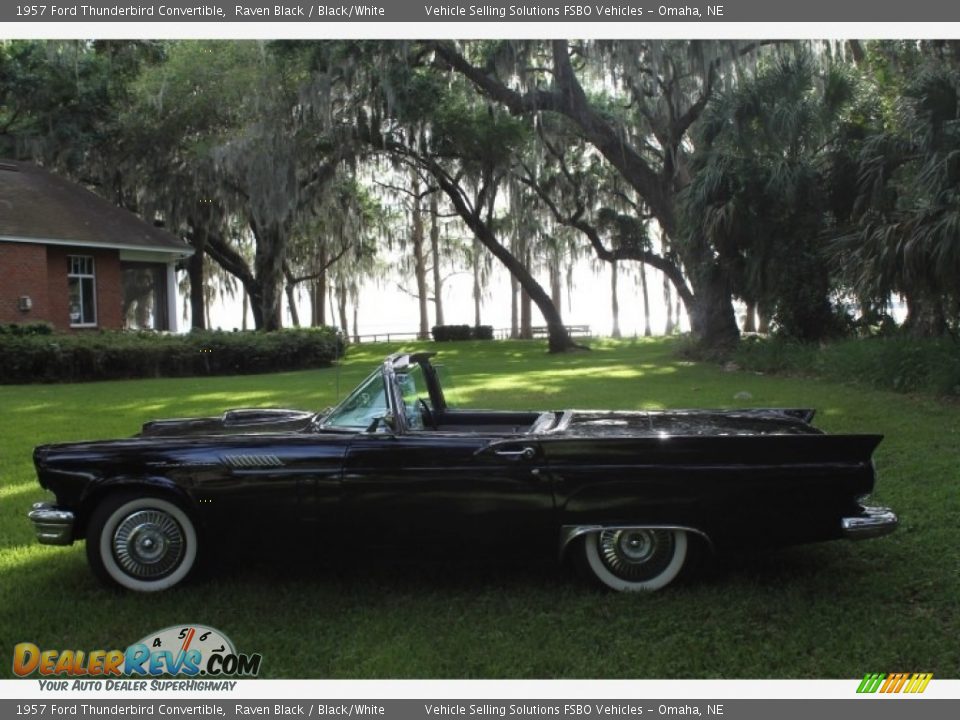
[1,338,957,679]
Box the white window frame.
[67,255,97,327]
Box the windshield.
[321,367,390,430]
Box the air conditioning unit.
[18,296,32,312]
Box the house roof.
[0,159,192,257]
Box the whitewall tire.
[583,528,688,592]
[86,493,197,592]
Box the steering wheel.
[418,398,438,430]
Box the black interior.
[430,409,542,434]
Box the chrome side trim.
[841,506,898,540]
[28,502,75,546]
[559,524,713,558]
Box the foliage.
[0,40,161,172]
[735,335,960,396]
[832,46,960,335]
[117,40,359,331]
[471,325,495,340]
[684,51,871,341]
[1,339,957,678]
[0,328,342,384]
[431,324,494,342]
[0,322,53,336]
[6,39,960,347]
[426,40,768,348]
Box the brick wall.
[45,245,123,331]
[0,242,50,324]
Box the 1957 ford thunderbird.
[28,352,898,592]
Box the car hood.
[552,408,822,437]
[139,408,317,438]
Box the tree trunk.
[337,281,349,335]
[663,274,675,335]
[430,192,445,327]
[472,237,482,327]
[520,288,532,339]
[550,256,562,310]
[610,260,621,339]
[411,171,430,339]
[241,288,249,331]
[284,267,300,328]
[311,243,327,327]
[510,273,519,339]
[520,248,532,339]
[685,267,739,348]
[189,230,207,330]
[743,302,757,333]
[247,283,265,330]
[352,302,359,343]
[640,262,651,337]
[903,292,948,337]
[251,221,285,331]
[757,309,770,334]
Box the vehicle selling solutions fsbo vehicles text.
[421,5,722,18]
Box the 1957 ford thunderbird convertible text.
[28,352,898,592]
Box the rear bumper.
[841,505,898,540]
[28,502,75,546]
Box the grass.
[1,338,957,679]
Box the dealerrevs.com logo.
[13,625,262,681]
[857,673,933,694]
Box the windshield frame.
[316,354,444,434]
[319,362,397,432]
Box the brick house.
[0,159,192,331]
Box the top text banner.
[4,0,960,24]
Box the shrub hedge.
[431,324,495,341]
[734,335,960,396]
[0,327,343,384]
[0,322,54,336]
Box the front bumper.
[28,502,76,546]
[841,505,898,540]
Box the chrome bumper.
[28,502,75,546]
[841,506,898,540]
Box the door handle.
[494,447,536,460]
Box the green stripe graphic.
[857,673,886,693]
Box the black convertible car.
[28,352,897,592]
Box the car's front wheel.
[86,493,197,592]
[581,528,688,591]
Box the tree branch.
[283,240,352,285]
[202,231,255,287]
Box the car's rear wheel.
[582,528,688,591]
[86,492,197,592]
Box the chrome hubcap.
[112,510,185,579]
[618,531,655,562]
[598,529,674,581]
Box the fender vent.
[222,454,284,468]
